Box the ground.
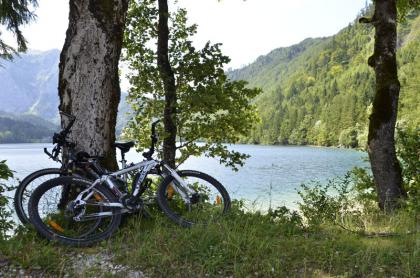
[0,206,418,277]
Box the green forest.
[0,113,57,143]
[229,9,420,148]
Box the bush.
[267,206,304,233]
[396,125,420,211]
[350,167,376,203]
[297,174,355,227]
[0,160,14,239]
[348,125,420,211]
[297,125,420,231]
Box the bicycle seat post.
[120,150,128,182]
[113,141,135,183]
[120,150,127,168]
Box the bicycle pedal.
[121,195,143,212]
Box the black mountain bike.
[13,112,132,224]
[28,120,231,246]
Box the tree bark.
[157,0,177,168]
[58,0,129,170]
[364,0,406,210]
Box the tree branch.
[176,138,199,149]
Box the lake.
[0,143,369,211]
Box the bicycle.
[28,120,231,246]
[13,112,132,225]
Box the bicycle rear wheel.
[28,176,122,246]
[156,170,231,227]
[14,168,62,225]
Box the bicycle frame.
[72,158,197,219]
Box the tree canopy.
[123,0,261,170]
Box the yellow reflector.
[48,220,65,233]
[216,195,222,205]
[167,184,174,199]
[93,192,103,201]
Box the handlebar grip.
[44,148,53,158]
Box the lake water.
[0,143,369,211]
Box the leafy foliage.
[298,174,355,227]
[396,125,420,211]
[229,9,420,148]
[397,0,420,20]
[0,0,38,61]
[298,124,420,229]
[0,160,14,239]
[348,124,420,211]
[123,0,260,170]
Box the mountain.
[228,9,420,147]
[0,49,131,140]
[0,49,61,121]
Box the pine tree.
[0,0,38,61]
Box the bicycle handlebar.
[143,119,161,160]
[46,111,77,162]
[151,119,160,142]
[53,112,76,144]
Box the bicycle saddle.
[113,141,135,153]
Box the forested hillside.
[0,112,58,143]
[229,9,419,148]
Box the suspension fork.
[162,165,196,203]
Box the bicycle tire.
[14,168,63,225]
[28,176,122,247]
[156,170,231,227]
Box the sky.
[2,0,368,69]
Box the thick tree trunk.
[157,0,177,168]
[364,0,406,210]
[58,0,129,170]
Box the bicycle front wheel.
[157,170,231,227]
[28,176,122,247]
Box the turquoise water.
[0,143,369,211]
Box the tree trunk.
[157,0,177,168]
[364,0,406,210]
[58,0,129,170]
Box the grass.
[0,203,418,277]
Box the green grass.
[1,204,418,277]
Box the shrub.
[397,125,420,211]
[297,125,419,231]
[297,174,355,227]
[267,205,304,232]
[0,160,14,239]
